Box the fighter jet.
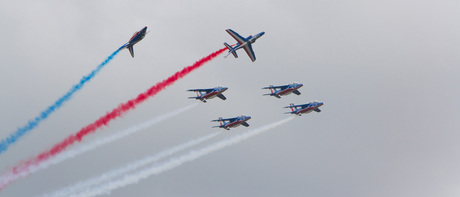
[262,83,304,98]
[123,26,148,58]
[223,29,265,62]
[284,101,324,116]
[211,115,252,130]
[187,86,228,103]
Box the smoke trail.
[71,117,293,197]
[0,104,197,190]
[0,46,125,155]
[43,133,219,197]
[6,47,226,187]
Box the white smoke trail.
[0,104,197,189]
[73,117,294,197]
[42,132,218,197]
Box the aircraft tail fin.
[224,42,238,58]
[289,103,295,112]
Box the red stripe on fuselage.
[201,92,219,99]
[130,32,140,41]
[225,120,242,128]
[277,88,295,96]
[297,107,313,115]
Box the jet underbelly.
[226,121,242,128]
[298,108,313,114]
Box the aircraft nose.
[246,116,251,120]
[261,32,265,36]
[318,102,324,106]
[298,83,303,87]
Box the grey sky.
[1,0,460,196]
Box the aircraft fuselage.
[223,116,251,129]
[126,26,147,47]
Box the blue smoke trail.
[0,45,125,155]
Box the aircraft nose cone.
[318,102,324,106]
[298,83,303,87]
[246,116,252,120]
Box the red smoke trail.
[7,47,226,182]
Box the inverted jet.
[211,115,252,130]
[223,29,265,62]
[187,86,228,103]
[284,101,324,116]
[123,26,148,58]
[263,83,303,98]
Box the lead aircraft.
[284,101,324,116]
[224,29,265,62]
[123,26,148,58]
[263,83,303,98]
[211,115,252,130]
[187,86,228,103]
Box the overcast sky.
[1,0,460,196]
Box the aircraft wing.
[216,94,227,100]
[314,108,321,112]
[241,121,250,127]
[127,45,134,58]
[187,88,213,92]
[242,43,256,62]
[211,117,237,122]
[292,90,301,95]
[226,29,247,44]
[262,85,289,89]
[284,104,309,108]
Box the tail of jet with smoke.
[61,117,293,197]
[4,47,226,189]
[0,104,197,190]
[0,45,125,155]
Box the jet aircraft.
[223,29,265,62]
[187,86,228,103]
[211,115,252,130]
[123,26,148,58]
[284,101,324,116]
[263,83,304,98]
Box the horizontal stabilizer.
[224,42,238,58]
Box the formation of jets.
[125,27,324,130]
